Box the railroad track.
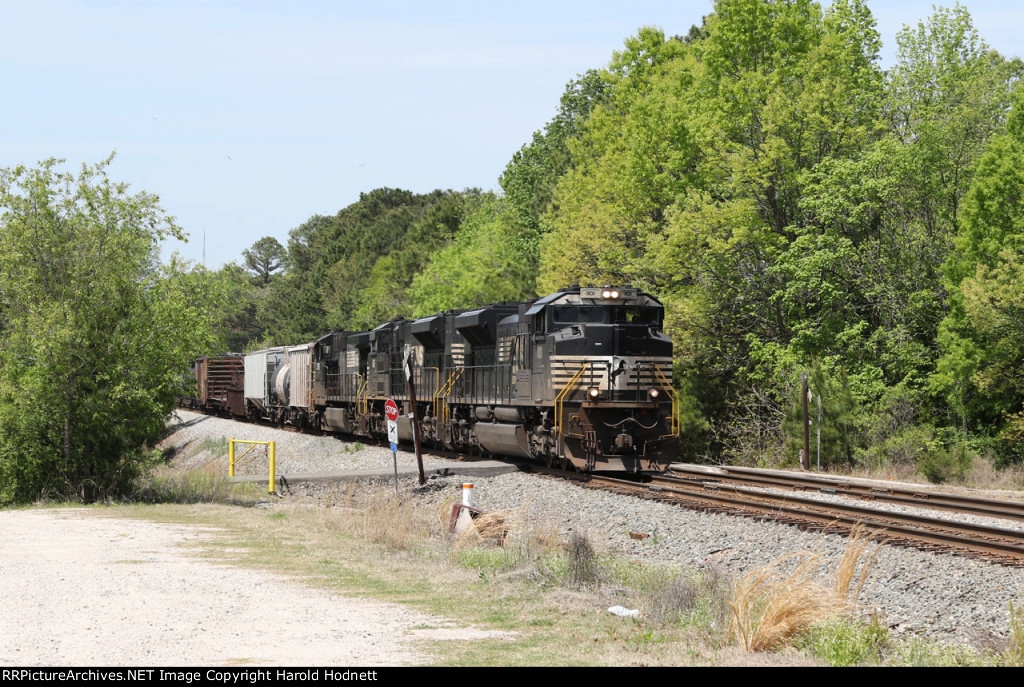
[183,408,1024,567]
[669,463,1024,522]
[525,465,1024,567]
[611,472,1024,567]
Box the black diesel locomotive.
[192,286,679,472]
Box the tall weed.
[730,529,882,651]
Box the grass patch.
[648,567,731,639]
[130,464,259,505]
[796,616,889,666]
[889,637,994,667]
[1005,601,1024,666]
[201,436,230,457]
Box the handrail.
[356,375,369,415]
[436,368,464,424]
[417,366,440,418]
[554,362,591,438]
[652,364,680,438]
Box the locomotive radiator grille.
[549,356,673,393]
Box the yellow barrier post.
[268,442,276,495]
[228,439,277,494]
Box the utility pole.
[406,350,426,485]
[801,371,810,470]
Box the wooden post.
[407,351,426,485]
[801,371,810,470]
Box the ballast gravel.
[160,410,1024,648]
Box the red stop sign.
[384,399,400,422]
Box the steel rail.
[585,474,1024,566]
[670,464,1024,522]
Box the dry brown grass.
[961,457,1024,493]
[834,526,885,602]
[730,529,883,652]
[849,455,1024,495]
[454,510,512,549]
[315,485,431,551]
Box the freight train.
[183,286,679,472]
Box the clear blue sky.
[1,1,1021,269]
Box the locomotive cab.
[536,286,678,471]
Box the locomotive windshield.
[552,306,607,323]
[612,307,661,325]
[551,305,662,326]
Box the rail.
[417,366,440,419]
[554,363,591,440]
[356,376,369,415]
[445,363,517,407]
[436,368,464,424]
[652,363,680,438]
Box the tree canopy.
[0,157,221,502]
[201,0,1024,479]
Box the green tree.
[500,69,610,238]
[933,90,1024,457]
[408,196,537,315]
[538,27,695,292]
[258,188,466,342]
[0,157,221,502]
[209,263,263,351]
[242,236,287,285]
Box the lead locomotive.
[192,286,678,472]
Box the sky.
[1,1,1022,269]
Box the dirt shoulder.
[0,508,492,667]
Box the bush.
[796,617,889,666]
[0,157,221,503]
[566,530,600,588]
[917,443,971,484]
[649,568,731,635]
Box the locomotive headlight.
[648,388,661,400]
[610,290,620,299]
[601,289,612,299]
[587,386,601,399]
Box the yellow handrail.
[652,364,680,438]
[356,375,369,415]
[554,362,591,437]
[436,368,464,424]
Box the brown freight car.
[194,354,245,416]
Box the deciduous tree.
[0,157,221,502]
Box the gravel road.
[0,508,501,667]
